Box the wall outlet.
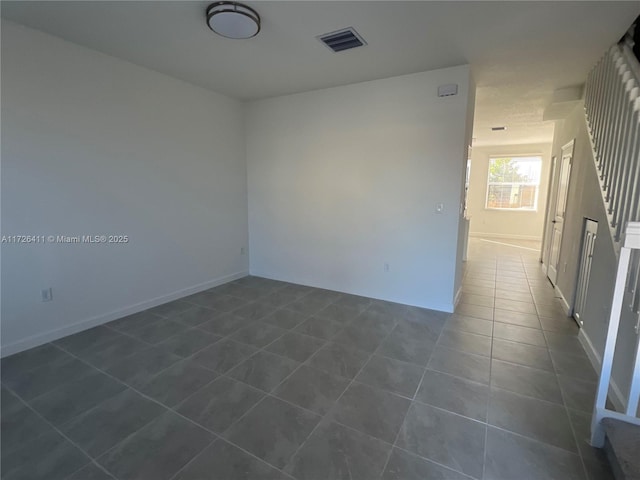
[435,203,444,214]
[41,288,53,302]
[384,263,390,272]
[240,247,246,255]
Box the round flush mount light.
[206,1,260,39]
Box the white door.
[548,141,574,285]
[542,155,557,267]
[574,219,598,326]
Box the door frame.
[542,155,558,268]
[545,139,575,283]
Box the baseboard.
[0,270,249,358]
[469,232,542,241]
[250,270,455,313]
[555,286,573,316]
[578,329,626,412]
[454,286,463,310]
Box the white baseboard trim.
[578,329,626,412]
[555,286,573,316]
[469,232,542,241]
[454,287,463,310]
[250,271,455,314]
[0,270,249,358]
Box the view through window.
[486,155,542,210]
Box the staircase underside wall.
[551,101,637,405]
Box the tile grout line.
[273,303,381,474]
[8,272,596,479]
[481,255,498,480]
[3,282,408,478]
[379,307,451,477]
[171,299,382,475]
[33,292,375,467]
[280,303,408,476]
[53,338,306,480]
[1,381,122,480]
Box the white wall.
[1,21,249,355]
[467,143,552,240]
[246,66,473,312]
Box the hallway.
[456,237,611,479]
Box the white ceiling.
[2,1,638,146]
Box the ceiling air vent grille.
[318,28,367,53]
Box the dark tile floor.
[1,238,613,480]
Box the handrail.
[585,35,640,446]
[584,44,640,245]
[591,222,640,447]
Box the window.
[486,155,542,211]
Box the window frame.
[484,154,543,212]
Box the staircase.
[584,20,640,480]
[584,39,640,246]
[603,418,640,480]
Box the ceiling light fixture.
[206,1,260,39]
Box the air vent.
[318,28,367,53]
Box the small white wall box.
[438,84,458,97]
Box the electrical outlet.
[384,263,389,272]
[240,247,246,255]
[41,288,53,302]
[435,203,444,214]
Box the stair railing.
[591,221,640,446]
[584,42,640,246]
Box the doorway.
[545,140,574,285]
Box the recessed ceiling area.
[2,1,638,146]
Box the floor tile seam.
[443,323,493,339]
[488,354,556,374]
[379,316,451,479]
[1,380,116,480]
[104,314,188,340]
[62,460,119,480]
[559,385,593,480]
[458,300,496,309]
[488,384,575,411]
[490,356,568,382]
[389,443,480,480]
[482,289,497,480]
[51,325,159,362]
[99,321,169,351]
[213,338,332,447]
[89,404,216,474]
[430,343,491,364]
[215,370,328,421]
[150,367,223,410]
[48,343,238,465]
[486,422,584,458]
[453,307,494,322]
[2,344,103,402]
[187,319,330,370]
[490,337,548,352]
[273,322,390,476]
[280,315,403,475]
[13,367,129,424]
[493,303,540,316]
[172,435,299,480]
[434,340,493,360]
[164,436,237,480]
